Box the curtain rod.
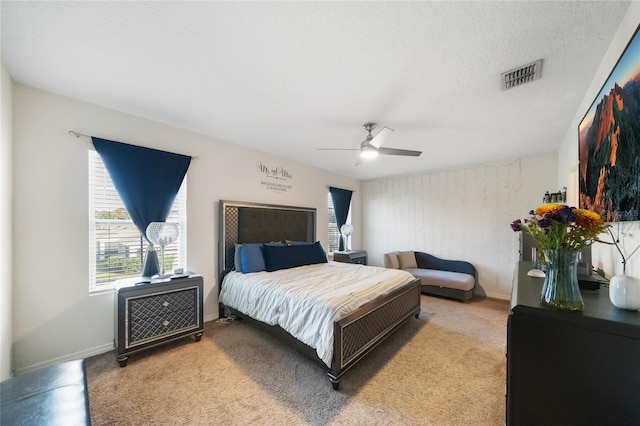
[69,130,199,160]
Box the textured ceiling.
[1,1,632,180]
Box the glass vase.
[541,248,584,311]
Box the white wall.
[11,84,361,372]
[558,4,640,279]
[1,61,14,379]
[363,152,557,300]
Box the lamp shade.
[145,222,179,277]
[146,222,179,247]
[341,224,354,236]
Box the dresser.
[333,250,367,265]
[115,275,204,367]
[507,262,640,425]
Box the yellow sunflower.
[574,208,604,230]
[535,203,564,217]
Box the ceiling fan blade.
[369,126,394,148]
[316,148,360,151]
[378,147,422,157]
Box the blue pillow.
[241,243,266,273]
[263,241,327,272]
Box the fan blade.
[316,148,360,151]
[369,126,394,148]
[378,147,422,157]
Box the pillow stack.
[234,241,328,273]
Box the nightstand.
[115,275,204,367]
[333,250,367,265]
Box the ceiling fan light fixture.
[361,145,379,159]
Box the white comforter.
[219,261,416,367]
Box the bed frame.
[218,200,421,390]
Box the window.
[328,192,351,253]
[88,150,187,291]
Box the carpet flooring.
[86,295,510,425]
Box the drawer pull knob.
[162,301,170,307]
[162,320,170,327]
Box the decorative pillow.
[234,244,243,271]
[397,250,417,269]
[384,252,400,269]
[262,241,328,272]
[240,243,266,273]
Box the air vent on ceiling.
[501,59,543,90]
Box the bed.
[217,200,421,389]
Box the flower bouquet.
[511,204,610,311]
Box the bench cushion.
[405,268,475,291]
[1,359,91,426]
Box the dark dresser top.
[512,261,640,339]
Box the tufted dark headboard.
[218,200,317,283]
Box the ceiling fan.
[317,123,422,165]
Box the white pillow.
[397,250,417,269]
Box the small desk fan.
[146,222,179,278]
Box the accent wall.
[362,153,558,299]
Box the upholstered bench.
[384,250,476,301]
[1,359,91,425]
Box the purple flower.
[538,218,552,228]
[556,207,577,224]
[510,219,522,232]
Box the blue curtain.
[329,186,353,251]
[92,137,191,277]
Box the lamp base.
[152,273,174,280]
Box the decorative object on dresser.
[542,187,567,204]
[384,250,476,301]
[340,223,354,251]
[603,226,640,310]
[511,204,610,311]
[115,275,204,367]
[146,221,179,278]
[333,249,367,265]
[507,262,640,425]
[609,275,640,310]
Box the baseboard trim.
[483,290,510,300]
[15,342,115,375]
[15,314,220,375]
